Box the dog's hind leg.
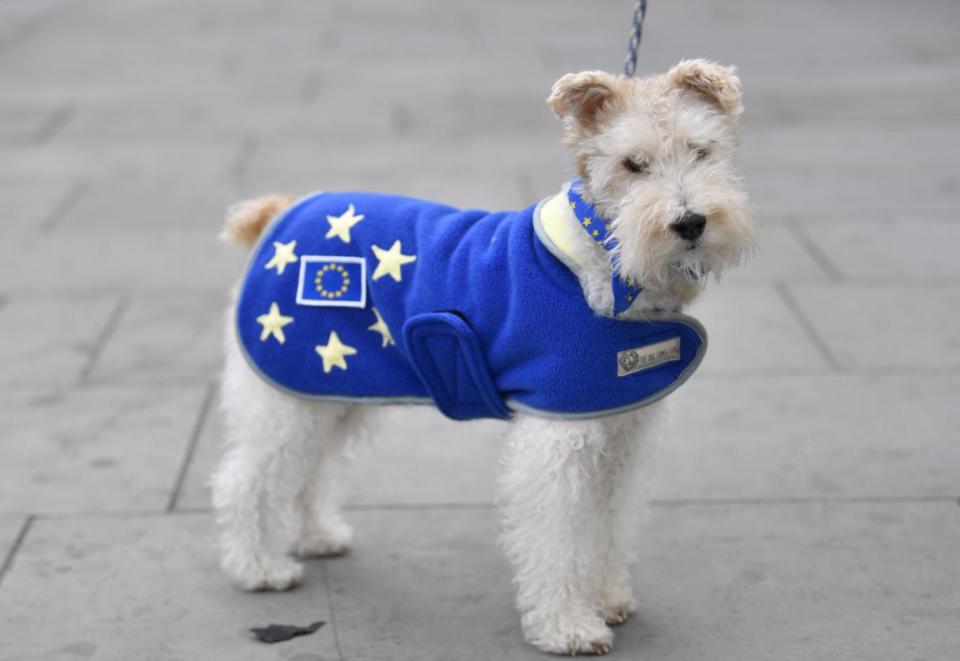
[212,334,352,591]
[294,406,368,558]
[499,415,619,655]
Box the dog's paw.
[598,598,635,626]
[230,558,305,592]
[295,522,353,558]
[523,608,614,656]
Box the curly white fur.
[212,59,754,655]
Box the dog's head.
[548,60,755,298]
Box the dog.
[213,59,754,655]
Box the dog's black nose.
[670,212,706,241]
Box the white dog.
[213,59,754,655]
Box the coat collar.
[534,180,641,315]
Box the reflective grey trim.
[504,312,708,420]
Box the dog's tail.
[220,194,295,248]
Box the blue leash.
[623,0,647,77]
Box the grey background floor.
[1,0,959,659]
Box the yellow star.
[592,229,600,237]
[256,302,294,344]
[315,331,357,373]
[325,204,364,244]
[264,240,298,275]
[371,240,417,282]
[583,217,592,227]
[367,307,395,347]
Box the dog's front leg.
[499,415,620,655]
[593,404,664,626]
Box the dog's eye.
[693,146,711,162]
[623,157,649,175]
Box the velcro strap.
[401,312,510,421]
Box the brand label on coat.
[617,337,681,377]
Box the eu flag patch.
[296,256,367,308]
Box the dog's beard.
[671,253,709,283]
[611,220,752,291]
[610,192,754,290]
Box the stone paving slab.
[246,168,539,217]
[625,500,960,661]
[0,385,206,514]
[346,409,507,507]
[0,517,27,569]
[182,372,960,511]
[656,373,960,501]
[0,142,242,181]
[0,103,70,145]
[178,399,506,512]
[328,502,960,660]
[1,0,959,659]
[3,504,955,661]
[688,285,831,373]
[0,174,78,232]
[744,80,960,127]
[725,224,833,282]
[740,126,960,215]
[174,391,221,512]
[0,513,339,661]
[246,132,566,203]
[577,0,960,81]
[88,295,226,383]
[174,392,221,511]
[788,284,960,369]
[0,0,68,54]
[0,229,246,294]
[56,174,239,230]
[796,210,960,226]
[0,295,118,387]
[324,507,534,661]
[799,220,960,280]
[0,18,311,103]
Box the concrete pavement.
[1,0,959,659]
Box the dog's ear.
[547,71,625,131]
[667,59,742,117]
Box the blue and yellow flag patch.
[296,255,367,308]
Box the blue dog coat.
[235,189,707,420]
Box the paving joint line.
[652,495,960,507]
[78,295,129,383]
[774,280,843,372]
[0,516,34,589]
[321,562,346,661]
[0,1,74,56]
[38,179,86,233]
[167,382,217,512]
[32,104,74,143]
[783,216,844,282]
[21,493,960,523]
